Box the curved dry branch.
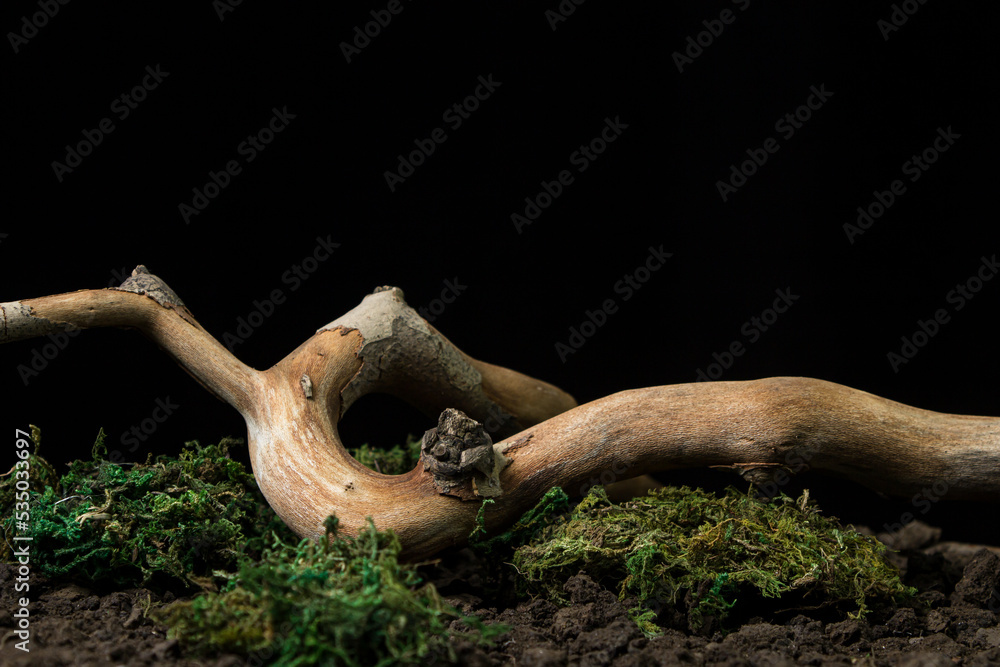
[1,267,259,413]
[3,267,998,561]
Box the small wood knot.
[421,408,494,480]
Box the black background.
[3,2,997,542]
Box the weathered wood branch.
[1,268,259,413]
[3,267,998,561]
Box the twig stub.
[421,408,507,499]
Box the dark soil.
[2,519,998,666]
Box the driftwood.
[2,266,998,560]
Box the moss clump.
[509,485,916,635]
[155,517,503,666]
[2,429,504,664]
[0,428,422,591]
[348,435,422,475]
[0,429,295,591]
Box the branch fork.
[3,266,998,560]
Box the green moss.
[469,486,571,554]
[0,428,421,591]
[154,517,504,666]
[347,435,422,476]
[2,427,915,655]
[1,428,295,591]
[508,485,916,635]
[2,428,504,664]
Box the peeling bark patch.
[110,265,200,327]
[300,374,313,399]
[320,287,486,417]
[0,300,64,343]
[112,265,185,307]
